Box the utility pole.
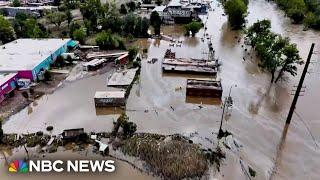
[218,85,236,138]
[286,43,315,124]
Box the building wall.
[17,70,33,80]
[31,39,73,80]
[0,74,18,103]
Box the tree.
[123,122,137,137]
[12,0,21,7]
[120,4,127,14]
[185,21,203,36]
[66,10,73,27]
[155,0,163,6]
[126,1,136,12]
[275,43,301,82]
[303,12,317,28]
[22,18,48,38]
[245,20,301,83]
[123,14,136,35]
[47,12,67,29]
[150,11,161,35]
[54,55,65,67]
[72,28,86,44]
[224,0,247,29]
[69,21,81,37]
[0,15,16,44]
[96,30,125,50]
[43,71,52,81]
[80,0,104,32]
[128,47,138,62]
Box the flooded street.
[2,0,320,179]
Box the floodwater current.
[2,0,320,179]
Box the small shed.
[94,91,126,107]
[186,79,223,98]
[62,128,85,141]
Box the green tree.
[23,18,48,38]
[47,12,67,29]
[185,21,203,36]
[150,11,161,35]
[128,47,138,62]
[126,1,136,12]
[66,10,72,27]
[123,122,137,137]
[275,43,301,82]
[96,30,125,50]
[72,28,86,44]
[246,20,301,83]
[224,0,247,29]
[80,0,104,32]
[120,4,127,14]
[123,14,136,35]
[0,15,16,44]
[69,21,81,37]
[12,0,21,7]
[303,12,317,28]
[155,0,163,6]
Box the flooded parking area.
[2,0,320,179]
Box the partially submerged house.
[0,73,18,103]
[94,91,126,107]
[152,0,205,24]
[186,78,222,98]
[0,39,77,81]
[62,128,85,141]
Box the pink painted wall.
[17,71,34,81]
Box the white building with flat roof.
[0,38,74,80]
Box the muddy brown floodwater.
[2,0,320,179]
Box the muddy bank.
[0,129,228,180]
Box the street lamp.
[217,84,237,139]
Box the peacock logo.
[8,160,28,173]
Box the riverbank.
[0,129,230,180]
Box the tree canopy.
[245,20,301,83]
[224,0,248,29]
[150,11,161,35]
[0,15,16,44]
[96,30,125,50]
[185,21,203,36]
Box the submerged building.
[152,0,207,24]
[0,38,77,81]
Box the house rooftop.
[0,38,71,72]
[153,5,167,12]
[94,91,125,99]
[107,68,138,86]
